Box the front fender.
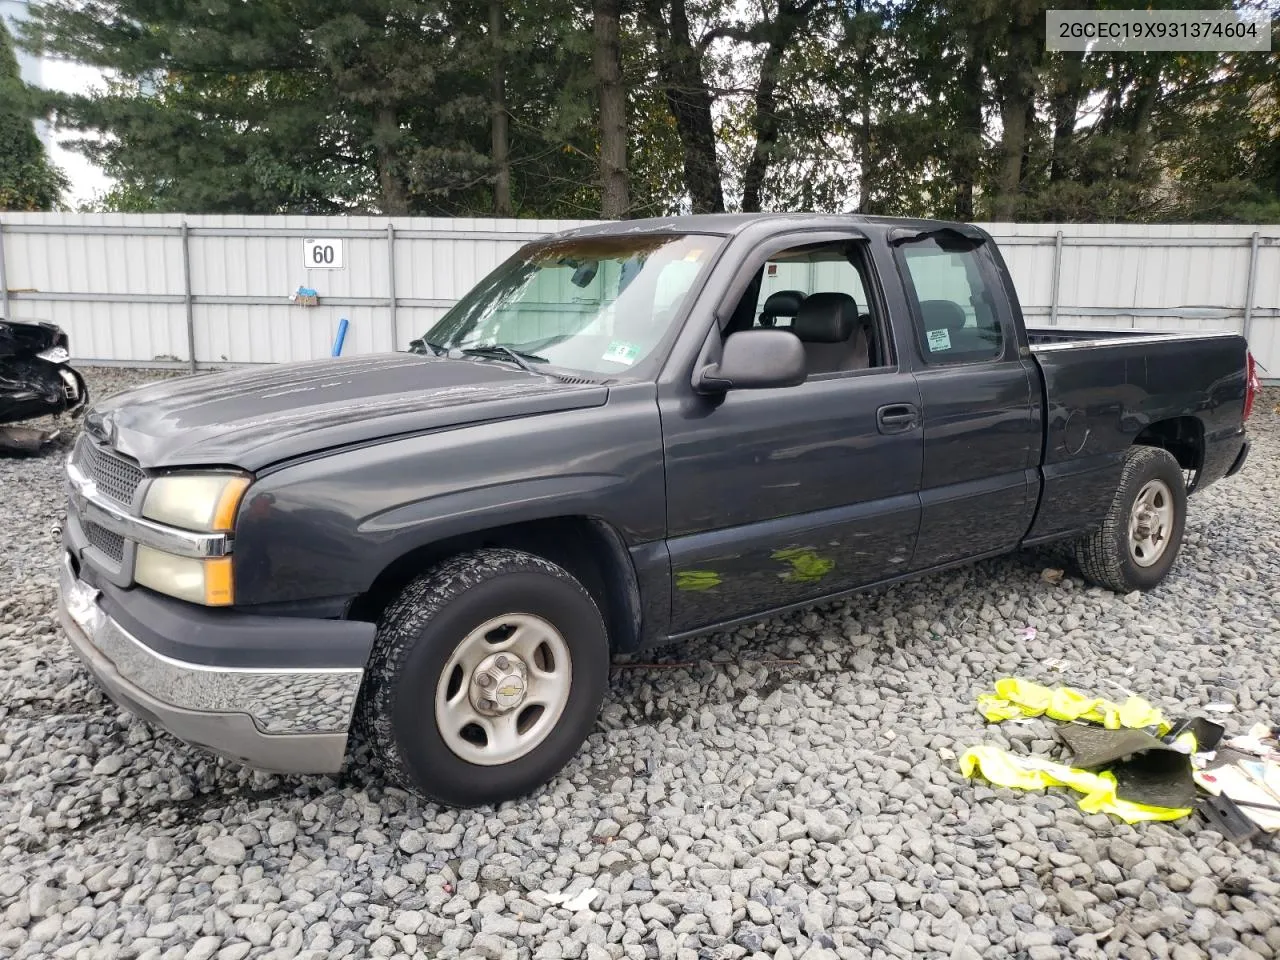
[358,473,631,536]
[231,387,666,607]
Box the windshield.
[420,234,722,376]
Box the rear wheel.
[1073,446,1187,592]
[359,548,610,806]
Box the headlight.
[137,472,248,605]
[135,547,235,606]
[142,473,251,532]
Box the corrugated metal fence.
[1,213,1277,377]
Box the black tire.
[1073,445,1187,593]
[358,548,609,807]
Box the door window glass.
[899,237,1004,363]
[730,243,884,374]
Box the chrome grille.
[84,521,125,563]
[76,439,144,505]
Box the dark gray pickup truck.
[58,213,1257,805]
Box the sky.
[39,60,114,206]
[3,0,113,207]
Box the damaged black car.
[0,318,88,451]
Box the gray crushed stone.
[1,366,1277,960]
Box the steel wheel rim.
[435,613,572,766]
[1128,478,1174,568]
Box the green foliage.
[699,0,1278,223]
[0,20,67,211]
[1156,47,1280,222]
[623,11,686,218]
[18,0,1280,222]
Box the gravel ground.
[2,366,1278,960]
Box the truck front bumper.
[57,551,369,774]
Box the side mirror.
[696,329,807,394]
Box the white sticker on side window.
[927,328,951,352]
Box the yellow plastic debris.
[958,745,1192,824]
[976,677,1170,734]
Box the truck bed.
[1022,324,1249,545]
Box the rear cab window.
[896,235,1006,364]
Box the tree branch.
[697,21,771,52]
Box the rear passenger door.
[894,232,1042,569]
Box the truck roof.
[549,212,973,241]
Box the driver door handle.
[877,403,920,434]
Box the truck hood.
[88,354,608,470]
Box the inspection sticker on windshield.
[927,328,951,352]
[602,340,640,365]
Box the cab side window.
[725,241,886,376]
[898,237,1004,363]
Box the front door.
[659,237,924,634]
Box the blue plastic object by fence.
[332,317,349,357]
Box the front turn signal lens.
[211,477,251,532]
[203,557,234,606]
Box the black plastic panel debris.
[0,318,88,451]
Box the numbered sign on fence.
[302,238,345,270]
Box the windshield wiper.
[459,344,548,373]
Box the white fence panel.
[981,223,1276,375]
[0,213,1276,379]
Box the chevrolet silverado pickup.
[57,214,1258,806]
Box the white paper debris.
[544,887,602,911]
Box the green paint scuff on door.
[675,569,722,592]
[772,547,835,583]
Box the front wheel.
[1073,445,1187,592]
[359,548,610,807]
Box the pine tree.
[0,20,66,211]
[25,0,603,216]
